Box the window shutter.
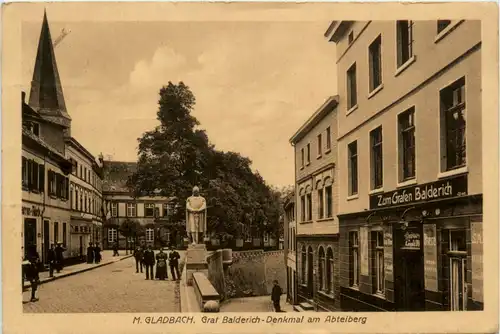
[38,164,45,192]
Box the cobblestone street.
[23,255,182,313]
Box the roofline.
[289,95,339,145]
[324,21,354,43]
[66,137,96,163]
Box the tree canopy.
[127,82,289,241]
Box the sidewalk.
[220,295,294,312]
[23,250,133,290]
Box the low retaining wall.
[193,272,220,312]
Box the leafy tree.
[127,82,284,247]
[119,219,143,254]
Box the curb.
[23,255,134,291]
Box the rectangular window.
[111,203,118,217]
[370,127,383,189]
[306,144,311,165]
[108,228,117,243]
[126,203,136,217]
[317,134,322,156]
[347,63,358,109]
[369,35,382,92]
[146,228,154,242]
[371,231,385,295]
[325,185,333,218]
[318,189,324,219]
[306,193,312,221]
[300,148,305,168]
[437,20,451,33]
[162,203,169,217]
[441,77,466,171]
[349,231,360,287]
[54,222,59,243]
[145,203,155,217]
[300,196,306,222]
[348,141,358,195]
[62,222,67,247]
[398,107,416,181]
[326,127,331,151]
[22,157,28,189]
[397,20,414,67]
[446,229,467,311]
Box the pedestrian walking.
[155,248,168,280]
[25,256,40,302]
[54,243,65,273]
[94,243,102,263]
[143,245,155,280]
[112,242,119,256]
[133,245,144,273]
[271,280,284,312]
[169,246,181,281]
[87,242,94,264]
[47,244,56,277]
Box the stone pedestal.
[185,243,208,286]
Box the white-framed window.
[306,143,311,165]
[372,231,385,295]
[349,231,360,287]
[326,126,332,151]
[347,63,357,109]
[126,203,136,217]
[300,148,305,168]
[370,126,383,190]
[146,228,154,242]
[369,35,382,92]
[111,202,118,217]
[108,228,117,243]
[348,141,358,195]
[396,20,414,67]
[317,134,322,156]
[398,107,416,181]
[145,203,155,217]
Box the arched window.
[318,247,325,291]
[327,247,334,294]
[301,245,307,284]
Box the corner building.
[290,96,340,311]
[325,20,482,311]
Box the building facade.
[101,160,175,250]
[290,96,340,311]
[284,193,297,304]
[66,138,104,259]
[325,20,482,311]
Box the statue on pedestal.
[186,186,207,245]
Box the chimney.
[22,91,26,103]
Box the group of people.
[86,242,102,264]
[133,245,181,281]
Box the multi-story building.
[66,138,104,259]
[289,96,340,311]
[325,20,482,311]
[283,192,297,304]
[101,160,175,250]
[21,11,73,265]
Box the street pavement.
[23,251,185,313]
[220,295,294,312]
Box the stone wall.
[207,250,227,300]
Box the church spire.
[28,10,71,128]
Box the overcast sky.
[22,16,337,187]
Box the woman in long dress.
[155,248,168,280]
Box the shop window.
[108,228,117,243]
[446,229,467,311]
[347,63,358,109]
[126,203,137,217]
[145,203,155,217]
[396,20,414,67]
[349,231,360,288]
[369,35,382,92]
[301,245,307,285]
[398,107,416,181]
[317,188,324,219]
[325,185,333,218]
[306,193,312,221]
[62,223,67,248]
[318,247,326,291]
[370,126,383,189]
[371,230,385,295]
[326,247,334,294]
[348,141,358,195]
[440,77,466,171]
[146,228,154,242]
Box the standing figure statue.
[186,186,207,245]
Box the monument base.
[185,243,208,286]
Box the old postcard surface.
[2,1,499,334]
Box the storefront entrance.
[43,220,50,264]
[24,218,37,258]
[394,222,425,311]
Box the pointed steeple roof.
[29,10,71,128]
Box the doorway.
[24,218,37,258]
[307,246,314,298]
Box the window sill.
[346,104,358,116]
[306,162,311,167]
[300,220,313,224]
[395,55,417,77]
[369,188,384,195]
[349,285,360,291]
[373,292,386,300]
[325,149,331,154]
[300,166,304,170]
[317,290,335,300]
[347,194,359,201]
[317,217,334,222]
[438,166,468,179]
[317,155,322,160]
[397,178,417,188]
[435,20,464,44]
[368,84,384,100]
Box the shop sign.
[471,222,483,303]
[383,225,393,282]
[360,227,369,276]
[423,224,438,292]
[369,175,468,210]
[22,205,42,217]
[402,229,421,249]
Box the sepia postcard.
[2,1,499,334]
